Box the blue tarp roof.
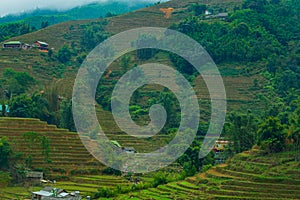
[0,105,9,113]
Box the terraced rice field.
[116,151,300,199]
[0,175,137,199]
[0,117,105,177]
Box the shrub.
[0,171,11,187]
[102,167,121,176]
[93,187,115,198]
[153,171,167,187]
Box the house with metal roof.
[3,41,22,48]
[32,187,81,200]
[33,41,49,51]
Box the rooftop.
[4,41,22,45]
[35,41,49,46]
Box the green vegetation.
[0,68,35,96]
[0,1,150,42]
[116,150,300,199]
[0,23,34,42]
[0,0,299,199]
[0,137,11,169]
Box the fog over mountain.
[0,0,168,17]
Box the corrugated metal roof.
[4,41,22,45]
[35,41,49,46]
[32,191,52,197]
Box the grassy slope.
[116,150,300,199]
[0,0,263,109]
[0,0,264,113]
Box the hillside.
[117,149,300,199]
[0,0,262,115]
[2,148,298,199]
[105,0,242,33]
[0,1,151,26]
[0,1,154,43]
[0,117,104,175]
[0,0,300,199]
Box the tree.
[59,99,76,132]
[1,68,35,96]
[120,55,130,72]
[9,94,34,118]
[80,22,110,50]
[23,132,40,168]
[0,137,11,169]
[153,171,167,187]
[288,99,300,160]
[57,45,72,63]
[258,117,286,153]
[169,53,196,75]
[41,21,49,29]
[190,4,207,16]
[224,112,258,154]
[9,93,54,123]
[242,0,268,12]
[41,135,51,163]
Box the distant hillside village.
[3,40,49,52]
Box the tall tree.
[225,112,258,154]
[258,117,286,153]
[0,137,11,169]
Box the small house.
[213,140,229,164]
[122,147,136,154]
[22,43,31,50]
[33,41,49,50]
[3,41,22,48]
[26,171,43,184]
[32,187,81,200]
[213,140,229,153]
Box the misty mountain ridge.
[0,1,158,26]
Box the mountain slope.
[0,1,151,27]
[0,0,268,126]
[117,150,300,199]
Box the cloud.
[0,0,166,17]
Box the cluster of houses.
[32,187,82,200]
[3,40,49,51]
[25,171,82,200]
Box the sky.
[0,0,167,17]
